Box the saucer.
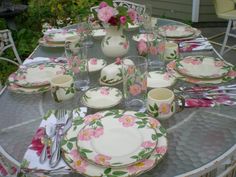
[147,71,176,88]
[81,87,122,109]
[88,58,107,72]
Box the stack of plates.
[7,63,67,94]
[39,29,78,47]
[167,55,236,84]
[61,110,167,177]
[157,25,201,41]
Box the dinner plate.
[77,113,157,167]
[158,25,195,38]
[92,29,106,39]
[81,87,122,109]
[39,38,65,48]
[167,60,236,84]
[13,63,66,87]
[132,33,156,42]
[7,73,50,94]
[176,56,231,79]
[43,29,78,43]
[147,71,176,88]
[88,58,107,72]
[61,110,167,177]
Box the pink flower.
[155,146,167,155]
[78,128,94,141]
[120,16,127,25]
[0,164,8,176]
[149,45,158,55]
[141,141,156,148]
[159,103,171,114]
[127,159,155,173]
[214,61,225,67]
[141,79,147,91]
[137,39,148,56]
[115,57,122,65]
[119,115,136,127]
[123,41,129,49]
[94,154,111,166]
[129,84,142,96]
[183,57,195,64]
[90,58,97,65]
[39,64,45,70]
[99,1,108,9]
[93,127,104,138]
[166,61,176,70]
[148,118,160,128]
[70,149,88,173]
[84,113,103,125]
[157,42,165,53]
[127,66,135,75]
[97,6,117,23]
[163,72,171,80]
[128,9,138,22]
[67,56,81,74]
[191,59,202,65]
[100,87,110,95]
[227,70,236,77]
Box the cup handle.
[175,95,185,113]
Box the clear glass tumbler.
[122,56,148,112]
[65,36,90,91]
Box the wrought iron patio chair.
[0,29,22,66]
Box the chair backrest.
[213,0,235,15]
[91,0,146,15]
[0,29,22,66]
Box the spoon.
[39,123,56,163]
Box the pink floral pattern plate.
[167,60,236,84]
[13,63,66,87]
[176,56,231,79]
[61,110,167,177]
[77,112,157,168]
[81,87,122,109]
[132,34,156,42]
[158,25,195,38]
[88,58,107,72]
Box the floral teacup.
[147,88,185,120]
[50,75,75,102]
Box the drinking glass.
[77,21,94,47]
[65,36,90,91]
[122,56,148,112]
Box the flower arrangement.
[95,0,138,28]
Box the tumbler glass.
[122,56,148,112]
[65,36,90,91]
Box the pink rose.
[119,115,136,127]
[70,149,88,173]
[159,103,171,114]
[94,154,111,166]
[166,61,176,70]
[123,41,129,49]
[141,141,156,148]
[155,146,167,155]
[120,16,126,25]
[93,127,104,138]
[97,6,117,23]
[78,128,94,141]
[129,84,142,96]
[148,118,160,128]
[100,87,110,95]
[214,61,225,67]
[90,58,97,65]
[149,45,158,55]
[227,70,236,77]
[137,39,148,56]
[84,113,103,125]
[128,9,137,22]
[99,1,108,9]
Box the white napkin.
[23,57,51,65]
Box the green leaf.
[60,139,67,146]
[104,168,112,174]
[149,105,155,112]
[69,137,77,142]
[160,126,167,134]
[138,125,145,128]
[135,112,147,117]
[96,121,103,127]
[112,171,127,176]
[152,134,157,140]
[79,151,87,158]
[67,142,73,150]
[154,103,158,110]
[81,148,93,153]
[43,110,53,120]
[154,112,159,117]
[156,133,164,138]
[73,118,84,125]
[130,155,139,159]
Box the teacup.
[147,88,185,120]
[50,75,75,102]
[163,42,179,61]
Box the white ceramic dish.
[147,71,176,88]
[13,63,66,87]
[81,87,122,109]
[158,25,195,38]
[88,58,107,72]
[77,113,157,167]
[44,29,78,42]
[92,29,106,39]
[132,34,156,42]
[39,38,65,48]
[62,110,167,177]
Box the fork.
[49,109,67,167]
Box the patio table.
[0,18,236,177]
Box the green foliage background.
[0,0,100,84]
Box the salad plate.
[147,71,176,88]
[167,60,236,84]
[77,112,157,167]
[81,87,122,109]
[43,28,78,43]
[7,73,50,94]
[61,110,167,177]
[38,38,65,48]
[88,58,107,72]
[158,25,195,38]
[132,34,156,42]
[13,63,66,87]
[176,56,231,79]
